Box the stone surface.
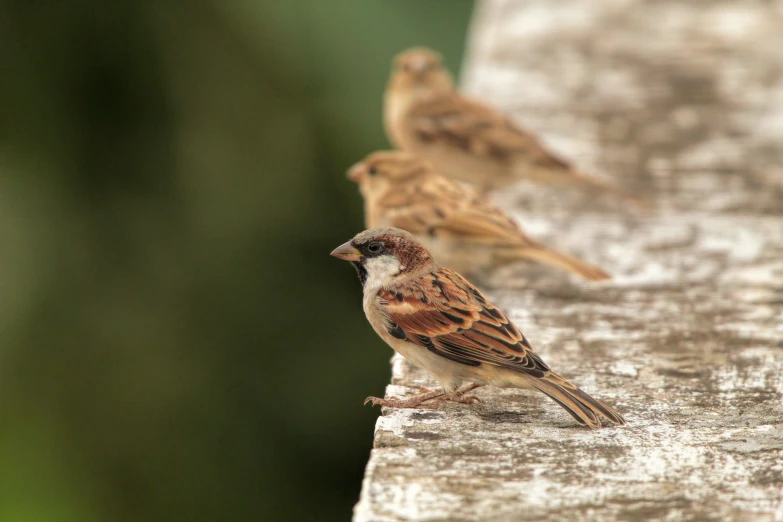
[354,1,783,521]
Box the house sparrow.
[347,150,611,281]
[331,227,626,429]
[385,47,645,204]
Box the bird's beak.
[346,163,364,183]
[330,241,362,262]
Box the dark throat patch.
[351,260,368,286]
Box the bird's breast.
[384,92,413,148]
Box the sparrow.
[385,46,645,204]
[331,227,626,429]
[347,150,611,281]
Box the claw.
[364,396,384,407]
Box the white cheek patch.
[363,255,402,292]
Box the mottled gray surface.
[354,1,783,521]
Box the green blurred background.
[0,1,473,521]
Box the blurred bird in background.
[385,47,645,206]
[347,150,611,281]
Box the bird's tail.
[526,373,626,430]
[519,165,651,209]
[506,245,611,281]
[573,171,652,210]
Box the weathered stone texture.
[355,1,783,520]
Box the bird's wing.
[374,178,461,234]
[380,177,540,248]
[408,93,572,170]
[378,267,549,376]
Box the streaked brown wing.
[378,268,549,377]
[377,178,461,234]
[380,178,540,248]
[409,93,573,170]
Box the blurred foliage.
[0,1,473,521]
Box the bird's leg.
[406,384,435,393]
[364,388,446,409]
[455,382,484,400]
[432,383,485,406]
[364,383,485,409]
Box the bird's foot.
[443,394,482,405]
[364,383,485,409]
[429,383,485,407]
[364,388,446,409]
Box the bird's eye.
[366,241,384,254]
[367,166,378,176]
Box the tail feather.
[569,386,627,426]
[527,375,626,430]
[514,165,652,209]
[574,171,652,210]
[510,246,611,282]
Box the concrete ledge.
[354,1,783,520]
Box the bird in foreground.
[330,227,626,429]
[385,46,645,204]
[347,150,611,281]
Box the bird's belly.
[386,335,481,391]
[390,338,532,392]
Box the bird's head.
[330,227,435,288]
[346,150,432,195]
[388,47,454,100]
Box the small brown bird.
[385,46,643,203]
[331,227,626,429]
[347,150,610,281]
